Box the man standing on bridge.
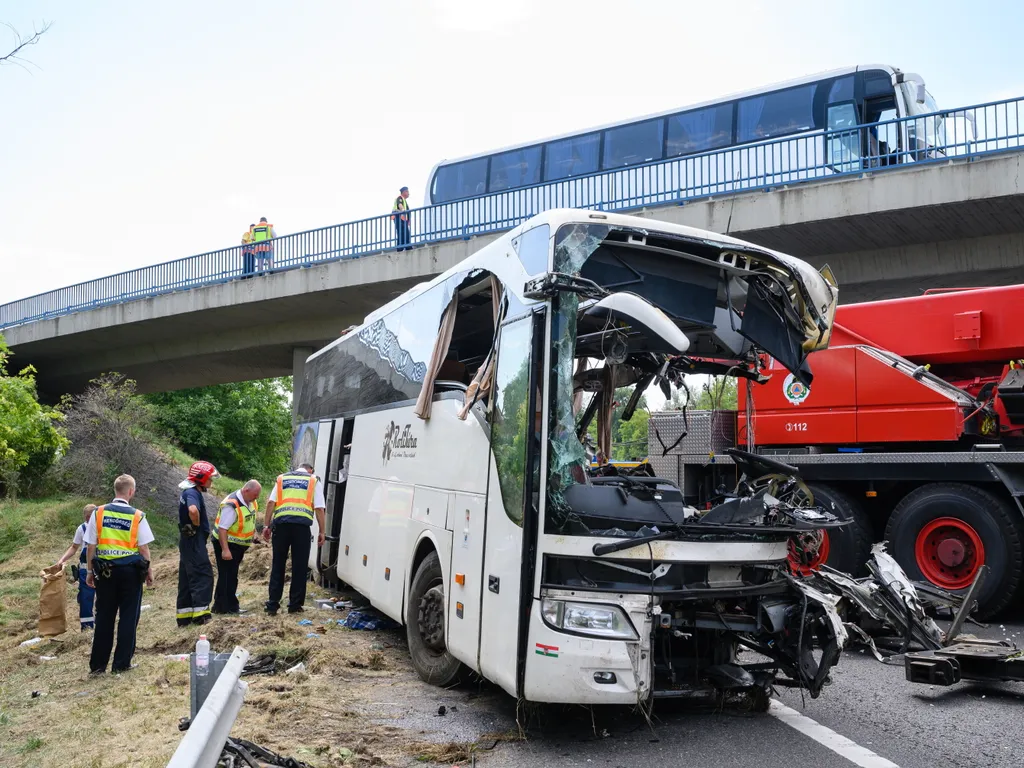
[262,463,325,614]
[252,216,276,272]
[176,461,218,626]
[392,186,411,251]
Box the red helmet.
[188,461,219,486]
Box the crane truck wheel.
[406,551,465,687]
[795,484,872,576]
[885,483,1024,619]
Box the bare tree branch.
[1,20,53,71]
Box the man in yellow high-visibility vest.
[84,474,155,674]
[211,479,261,615]
[392,187,411,251]
[262,463,325,615]
[251,216,276,273]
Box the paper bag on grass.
[38,564,67,637]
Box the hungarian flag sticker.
[535,642,559,658]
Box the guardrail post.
[167,645,250,768]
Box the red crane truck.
[648,284,1024,618]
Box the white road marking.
[769,700,900,768]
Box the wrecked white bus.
[294,209,845,706]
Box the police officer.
[84,475,154,674]
[211,479,261,614]
[262,463,325,615]
[392,187,411,251]
[55,503,99,630]
[251,216,276,272]
[176,461,218,627]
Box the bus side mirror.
[915,83,927,105]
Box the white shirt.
[267,469,326,509]
[217,490,251,530]
[83,498,155,547]
[73,522,88,547]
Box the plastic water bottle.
[195,635,210,677]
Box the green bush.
[0,334,67,498]
[146,379,292,482]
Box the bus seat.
[438,359,469,384]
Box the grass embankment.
[0,460,501,766]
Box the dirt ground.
[0,539,521,768]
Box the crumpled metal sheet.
[808,543,944,655]
[790,577,849,649]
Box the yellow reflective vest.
[215,494,256,547]
[272,473,317,526]
[95,505,143,561]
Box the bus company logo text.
[383,421,418,464]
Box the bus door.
[475,311,544,696]
[318,418,352,588]
[864,96,900,167]
[309,418,337,574]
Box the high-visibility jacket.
[215,494,256,547]
[252,223,274,251]
[95,504,144,561]
[272,473,318,526]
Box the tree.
[146,379,292,481]
[693,377,738,410]
[664,376,738,411]
[586,386,650,461]
[0,333,67,497]
[59,373,172,511]
[1,21,52,71]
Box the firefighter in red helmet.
[176,461,219,626]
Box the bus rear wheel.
[885,483,1024,619]
[406,551,464,686]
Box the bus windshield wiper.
[592,529,681,556]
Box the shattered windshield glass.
[547,223,608,519]
[541,220,839,540]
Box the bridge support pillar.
[291,346,315,426]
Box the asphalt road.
[392,617,1024,768]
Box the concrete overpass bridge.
[2,97,1023,401]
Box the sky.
[2,0,1022,317]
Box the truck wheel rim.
[914,517,985,589]
[788,531,830,575]
[418,585,446,652]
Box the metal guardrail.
[167,646,250,768]
[1,96,1022,331]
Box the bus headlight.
[541,599,639,640]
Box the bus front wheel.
[406,551,464,686]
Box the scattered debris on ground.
[804,543,1024,689]
[220,737,316,768]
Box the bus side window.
[827,103,861,172]
[490,317,535,526]
[737,83,817,142]
[544,133,600,182]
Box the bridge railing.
[1,96,1021,331]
